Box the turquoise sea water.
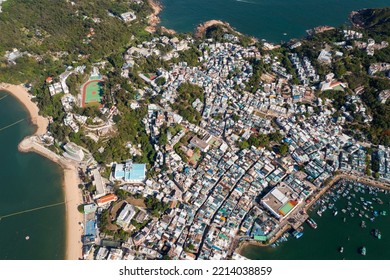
[160,0,390,42]
[0,91,65,259]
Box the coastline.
[146,0,162,33]
[0,83,83,260]
[0,83,48,135]
[236,173,390,258]
[146,1,255,41]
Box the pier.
[234,172,390,257]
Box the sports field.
[82,79,103,108]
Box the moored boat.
[306,218,317,229]
[292,230,304,239]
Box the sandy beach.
[1,83,83,260]
[0,83,48,135]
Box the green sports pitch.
[82,79,104,107]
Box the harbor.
[241,180,390,259]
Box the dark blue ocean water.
[160,0,390,42]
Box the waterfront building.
[261,184,302,220]
[63,142,85,161]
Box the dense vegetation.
[238,131,284,150]
[171,82,204,124]
[144,195,169,217]
[0,0,152,83]
[352,8,390,36]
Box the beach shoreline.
[0,83,83,260]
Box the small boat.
[361,221,366,228]
[380,211,387,216]
[292,230,304,239]
[343,217,347,222]
[360,246,366,256]
[25,236,30,241]
[373,211,379,217]
[339,247,344,253]
[334,210,338,216]
[306,218,318,229]
[373,229,382,239]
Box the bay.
[159,0,390,42]
[241,183,390,260]
[0,91,65,260]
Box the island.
[0,1,389,260]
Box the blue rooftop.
[114,162,146,182]
[85,219,96,236]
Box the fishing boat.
[361,246,366,256]
[306,218,318,229]
[372,229,382,239]
[292,230,304,239]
